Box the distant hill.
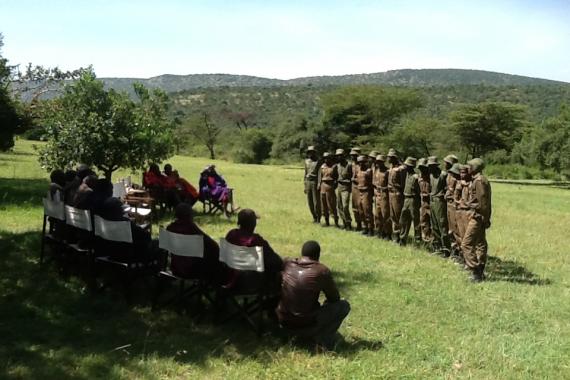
[101,69,568,94]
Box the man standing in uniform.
[461,158,492,282]
[454,164,471,264]
[350,148,362,231]
[355,155,374,236]
[319,152,339,227]
[335,149,353,230]
[304,146,321,223]
[417,158,432,246]
[428,156,451,256]
[373,154,391,240]
[387,148,405,243]
[399,157,421,246]
[443,155,460,256]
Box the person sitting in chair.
[199,164,231,214]
[144,163,179,208]
[173,170,199,206]
[48,169,65,201]
[276,240,351,351]
[166,203,221,283]
[224,209,283,292]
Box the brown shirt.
[276,257,340,328]
[356,167,373,191]
[467,173,492,224]
[445,175,458,203]
[388,165,405,193]
[304,158,320,181]
[418,174,431,205]
[373,166,389,192]
[336,161,352,191]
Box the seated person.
[224,209,283,292]
[65,164,94,205]
[91,179,114,216]
[172,170,199,206]
[63,170,77,204]
[276,241,351,351]
[143,163,165,188]
[166,203,221,282]
[73,174,98,209]
[144,163,179,207]
[48,169,65,201]
[199,165,231,213]
[97,197,161,264]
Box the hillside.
[101,69,568,94]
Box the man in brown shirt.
[304,146,321,223]
[373,154,391,240]
[335,149,353,230]
[350,148,362,231]
[319,152,339,227]
[356,155,374,236]
[461,158,492,282]
[443,155,460,257]
[276,240,350,350]
[417,158,432,245]
[387,148,405,243]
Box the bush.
[485,164,561,180]
[231,129,272,164]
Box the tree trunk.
[104,169,113,181]
[208,146,215,160]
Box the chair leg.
[40,217,47,264]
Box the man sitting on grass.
[276,240,350,351]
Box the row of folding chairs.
[41,197,269,334]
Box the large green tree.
[535,105,570,175]
[0,33,22,151]
[319,85,423,150]
[451,102,527,158]
[39,70,175,180]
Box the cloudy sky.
[1,0,569,81]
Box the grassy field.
[1,139,570,379]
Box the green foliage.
[0,34,22,151]
[384,115,448,158]
[270,116,318,160]
[451,102,527,158]
[320,86,423,149]
[38,71,175,179]
[231,128,273,164]
[535,105,570,175]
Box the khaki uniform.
[388,165,405,241]
[461,173,492,273]
[355,168,374,232]
[336,161,353,227]
[373,167,391,237]
[418,174,432,243]
[399,171,421,243]
[455,180,470,246]
[304,158,321,221]
[320,163,339,221]
[351,161,362,228]
[430,171,451,254]
[445,175,460,252]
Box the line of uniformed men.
[303,146,492,282]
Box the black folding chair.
[202,188,235,216]
[217,238,267,335]
[40,198,66,264]
[63,205,94,276]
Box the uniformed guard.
[319,152,339,227]
[461,158,492,282]
[417,158,432,245]
[428,156,451,256]
[387,148,405,243]
[355,155,374,236]
[373,154,391,240]
[398,157,420,245]
[335,148,353,230]
[443,154,460,257]
[455,164,471,263]
[350,148,363,231]
[304,146,321,223]
[368,151,379,166]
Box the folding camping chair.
[202,188,236,217]
[153,229,212,311]
[93,215,158,300]
[218,238,266,335]
[40,198,66,264]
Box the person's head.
[323,152,333,165]
[172,169,180,179]
[443,154,459,171]
[301,240,321,261]
[375,154,387,169]
[368,151,378,164]
[77,167,94,181]
[459,165,470,181]
[427,156,440,174]
[175,202,193,222]
[50,169,66,187]
[349,149,359,162]
[149,163,161,175]
[449,163,461,179]
[83,174,98,189]
[357,155,368,169]
[101,197,125,221]
[237,208,258,233]
[205,164,216,174]
[467,158,485,175]
[94,178,113,198]
[306,146,317,159]
[335,148,345,161]
[417,158,429,176]
[164,164,173,176]
[387,148,399,165]
[403,157,417,172]
[64,170,77,185]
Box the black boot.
[334,218,340,228]
[355,222,362,232]
[361,228,369,235]
[324,218,330,227]
[344,222,352,231]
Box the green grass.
[1,139,570,379]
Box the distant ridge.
[101,69,569,94]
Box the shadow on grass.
[0,178,46,207]
[0,230,377,379]
[333,269,379,293]
[486,256,552,285]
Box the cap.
[335,148,345,156]
[404,157,417,167]
[368,150,379,158]
[323,152,331,158]
[418,158,428,168]
[459,164,469,171]
[351,147,362,153]
[427,156,439,166]
[449,163,461,175]
[443,154,459,165]
[376,154,387,162]
[307,146,316,152]
[467,158,485,172]
[357,155,367,163]
[387,148,398,158]
[349,149,359,156]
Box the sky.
[1,0,569,81]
